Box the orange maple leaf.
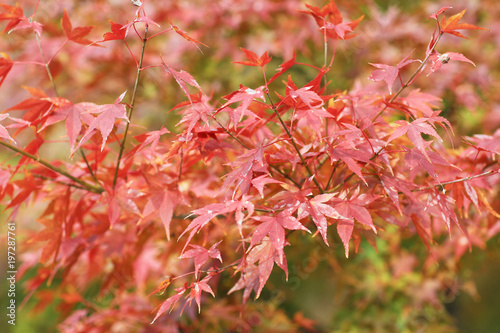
[440,9,488,39]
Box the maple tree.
[1,0,500,332]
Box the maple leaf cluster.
[0,0,499,331]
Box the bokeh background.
[1,0,499,332]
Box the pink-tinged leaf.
[39,102,97,150]
[162,60,202,104]
[74,92,129,154]
[173,93,213,140]
[321,21,353,39]
[8,17,42,36]
[180,200,253,251]
[129,127,169,157]
[220,147,268,197]
[380,174,419,214]
[189,276,215,313]
[246,238,287,298]
[0,53,13,87]
[463,181,479,210]
[252,210,310,264]
[297,193,345,245]
[330,188,378,234]
[369,51,419,94]
[151,288,186,324]
[180,241,222,278]
[217,85,265,128]
[122,16,160,36]
[427,52,475,75]
[0,114,15,143]
[103,180,141,227]
[328,141,373,184]
[463,133,500,155]
[227,265,260,306]
[404,145,458,181]
[387,118,442,162]
[411,214,433,251]
[426,190,470,240]
[142,190,176,240]
[428,6,452,20]
[251,175,282,198]
[337,219,354,258]
[403,89,442,117]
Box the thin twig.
[266,91,324,193]
[0,141,103,194]
[113,26,149,189]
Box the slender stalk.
[372,33,444,122]
[80,148,98,183]
[266,92,324,193]
[414,169,498,192]
[213,117,302,188]
[33,174,88,191]
[0,141,103,194]
[113,26,149,189]
[35,33,58,96]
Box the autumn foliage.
[1,0,500,331]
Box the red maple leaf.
[151,287,186,323]
[100,20,127,41]
[233,48,271,67]
[73,91,129,154]
[300,0,364,41]
[369,51,419,94]
[180,241,223,278]
[171,23,208,51]
[61,9,93,45]
[268,50,296,85]
[251,209,310,264]
[0,52,13,87]
[0,3,42,36]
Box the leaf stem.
[0,141,103,194]
[415,169,498,192]
[113,26,149,189]
[35,33,58,96]
[265,91,324,193]
[372,33,443,122]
